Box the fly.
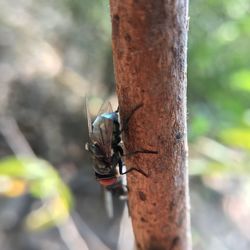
[85,99,157,192]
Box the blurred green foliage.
[188,0,250,146]
[0,157,73,230]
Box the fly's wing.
[97,101,113,117]
[92,101,114,158]
[85,97,93,137]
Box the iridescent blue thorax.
[92,112,118,128]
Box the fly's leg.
[123,149,158,157]
[118,159,124,175]
[119,103,143,134]
[121,166,149,177]
[119,149,158,177]
[118,159,148,177]
[116,144,124,156]
[118,103,158,156]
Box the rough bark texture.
[109,1,190,250]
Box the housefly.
[85,99,153,193]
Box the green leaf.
[220,128,250,150]
[230,70,250,92]
[0,157,73,230]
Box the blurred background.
[0,0,249,249]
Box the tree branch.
[109,0,191,249]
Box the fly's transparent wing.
[97,101,113,117]
[92,101,115,158]
[86,100,114,158]
[92,112,114,159]
[85,97,93,137]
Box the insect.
[85,99,155,191]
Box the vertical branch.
[109,1,191,250]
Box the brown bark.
[109,1,190,250]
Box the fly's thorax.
[92,111,121,153]
[92,112,118,130]
[93,112,119,135]
[100,112,118,121]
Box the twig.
[72,212,110,250]
[117,205,135,250]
